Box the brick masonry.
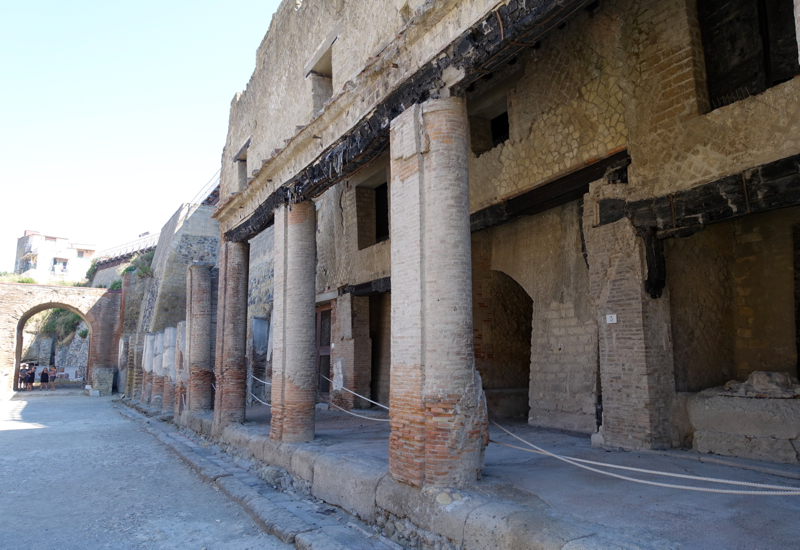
[330,292,372,409]
[389,97,489,488]
[270,202,317,442]
[186,264,215,411]
[213,241,250,435]
[0,283,121,395]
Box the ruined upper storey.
[217,0,800,243]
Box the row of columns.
[202,97,487,487]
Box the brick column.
[330,293,372,410]
[118,336,129,395]
[128,332,144,400]
[186,264,215,411]
[584,193,675,450]
[388,97,488,488]
[270,201,317,442]
[212,241,250,434]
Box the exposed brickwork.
[330,293,372,409]
[584,188,674,450]
[389,97,488,488]
[129,332,144,400]
[212,241,250,435]
[0,283,121,395]
[186,264,215,411]
[270,202,317,442]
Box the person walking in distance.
[40,367,49,391]
[49,366,57,390]
[26,367,35,391]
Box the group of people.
[18,365,57,391]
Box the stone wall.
[91,261,131,288]
[247,226,274,382]
[139,204,219,333]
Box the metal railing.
[95,232,160,262]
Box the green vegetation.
[85,258,98,281]
[0,272,37,284]
[130,250,155,278]
[39,309,83,341]
[122,265,137,274]
[109,279,122,290]
[78,329,88,338]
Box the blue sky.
[0,0,282,273]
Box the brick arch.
[0,283,122,395]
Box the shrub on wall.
[78,329,88,338]
[109,280,122,290]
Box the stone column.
[212,240,250,434]
[186,264,215,411]
[795,1,800,64]
[584,190,675,450]
[161,327,177,413]
[270,201,317,442]
[129,332,144,400]
[117,336,129,396]
[388,97,488,488]
[141,333,156,403]
[151,331,165,408]
[174,321,187,419]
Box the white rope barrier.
[329,401,390,422]
[250,373,271,386]
[182,394,186,408]
[490,421,800,496]
[211,383,216,391]
[249,391,271,407]
[319,374,390,411]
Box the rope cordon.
[329,401,390,422]
[249,391,271,407]
[319,374,389,411]
[250,373,271,386]
[490,421,800,496]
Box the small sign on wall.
[606,314,618,324]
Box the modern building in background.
[14,230,96,284]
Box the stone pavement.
[177,403,800,550]
[118,402,402,550]
[0,390,287,549]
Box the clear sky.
[0,0,283,273]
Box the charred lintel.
[471,150,629,233]
[224,186,289,242]
[228,0,596,242]
[637,227,666,299]
[343,277,391,297]
[597,153,800,235]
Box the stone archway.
[0,283,122,396]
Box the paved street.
[0,390,290,550]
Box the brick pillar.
[584,192,675,450]
[388,97,488,488]
[270,201,317,442]
[186,264,215,411]
[128,332,144,400]
[330,293,372,410]
[118,335,129,395]
[212,241,250,434]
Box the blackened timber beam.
[597,153,800,235]
[470,150,629,233]
[343,277,391,297]
[224,186,289,243]
[225,0,596,243]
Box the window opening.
[698,0,800,110]
[490,112,510,147]
[316,306,332,396]
[375,183,389,243]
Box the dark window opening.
[316,306,332,397]
[698,0,800,110]
[490,111,510,147]
[375,183,389,243]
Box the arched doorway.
[14,304,92,391]
[0,283,121,396]
[473,269,533,418]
